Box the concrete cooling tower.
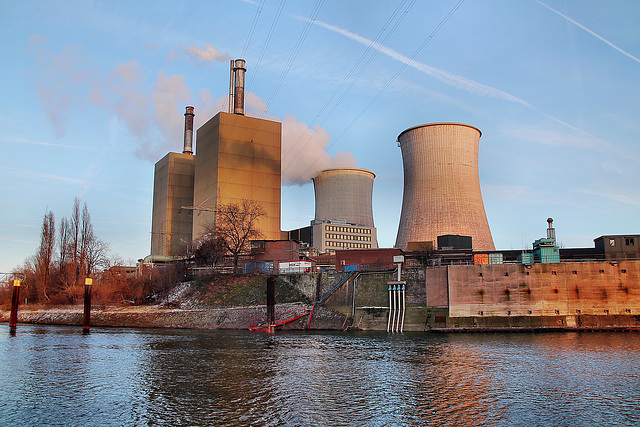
[313,168,375,226]
[312,168,378,252]
[395,123,495,251]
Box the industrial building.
[192,59,281,241]
[150,107,196,257]
[312,168,378,253]
[286,168,379,254]
[395,123,495,251]
[150,60,282,259]
[192,111,281,241]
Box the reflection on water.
[1,325,639,426]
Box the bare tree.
[34,210,55,302]
[193,231,226,268]
[214,199,266,273]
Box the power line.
[282,0,416,170]
[241,0,265,59]
[246,0,287,93]
[306,0,466,173]
[256,0,325,120]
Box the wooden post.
[82,278,92,332]
[9,280,21,332]
[266,276,275,333]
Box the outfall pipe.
[400,284,406,333]
[391,285,398,332]
[387,284,392,333]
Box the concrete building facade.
[150,152,195,256]
[395,123,495,251]
[192,112,282,241]
[311,168,378,253]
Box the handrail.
[316,271,357,304]
[249,304,312,331]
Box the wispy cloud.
[0,236,39,244]
[536,0,640,65]
[305,18,534,107]
[0,136,94,150]
[307,17,630,154]
[579,188,640,207]
[3,167,90,186]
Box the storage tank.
[395,123,495,251]
[313,168,375,227]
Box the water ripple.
[1,326,640,426]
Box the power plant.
[151,64,494,258]
[150,59,281,258]
[394,123,495,251]
[310,168,378,253]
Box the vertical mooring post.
[266,276,276,334]
[83,278,93,333]
[10,280,21,333]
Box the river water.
[1,325,639,426]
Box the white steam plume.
[27,38,354,179]
[182,44,232,66]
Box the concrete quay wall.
[322,260,640,331]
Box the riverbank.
[0,303,347,330]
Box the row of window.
[609,238,636,247]
[325,233,371,242]
[324,225,371,234]
[326,241,372,249]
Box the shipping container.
[488,253,504,264]
[517,252,534,264]
[474,254,489,265]
[344,264,359,272]
[278,261,313,274]
[242,261,274,274]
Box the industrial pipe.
[233,59,246,115]
[228,60,234,113]
[387,284,393,332]
[400,284,406,333]
[183,106,194,154]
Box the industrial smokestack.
[233,59,246,115]
[228,60,234,114]
[546,217,556,241]
[183,106,195,154]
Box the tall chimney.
[233,59,246,115]
[228,60,234,114]
[183,106,195,154]
[546,217,556,241]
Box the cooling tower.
[395,123,495,251]
[313,168,376,227]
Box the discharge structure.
[311,168,378,253]
[395,123,495,251]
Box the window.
[609,238,616,247]
[625,238,635,246]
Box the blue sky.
[1,0,639,272]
